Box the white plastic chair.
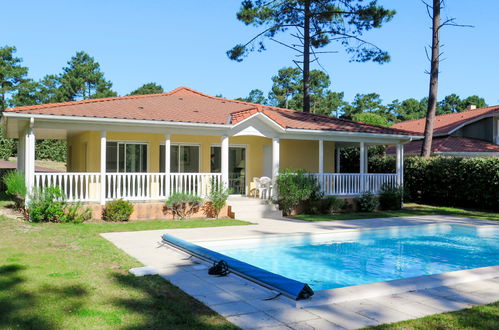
[258,176,272,199]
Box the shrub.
[35,140,67,162]
[356,191,379,212]
[379,184,404,210]
[275,169,320,216]
[3,170,27,209]
[103,199,134,221]
[369,155,499,211]
[62,202,92,224]
[305,196,349,215]
[208,179,230,218]
[165,193,203,220]
[0,126,16,160]
[28,187,67,222]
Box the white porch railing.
[34,172,101,202]
[33,172,222,202]
[311,173,398,196]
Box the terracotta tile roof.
[6,86,413,135]
[391,105,499,135]
[387,136,499,154]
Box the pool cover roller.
[162,233,314,300]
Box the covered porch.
[14,120,405,205]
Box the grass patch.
[371,301,499,329]
[0,214,248,329]
[294,203,499,222]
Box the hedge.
[369,156,499,211]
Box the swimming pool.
[200,224,499,291]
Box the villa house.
[391,105,499,156]
[2,87,415,208]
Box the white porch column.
[336,147,341,173]
[359,142,366,192]
[318,139,324,174]
[396,144,403,186]
[363,144,369,173]
[272,137,280,197]
[24,126,35,202]
[17,135,25,173]
[221,135,229,189]
[100,131,107,205]
[164,134,171,196]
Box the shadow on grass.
[110,273,236,329]
[0,264,88,330]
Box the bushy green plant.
[62,202,92,224]
[379,184,403,210]
[356,191,379,212]
[103,199,134,221]
[276,169,320,215]
[28,187,67,222]
[165,193,203,220]
[208,179,230,218]
[3,170,27,209]
[28,187,92,223]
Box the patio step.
[228,196,284,221]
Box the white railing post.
[164,134,171,197]
[100,131,107,205]
[221,136,229,189]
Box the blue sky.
[4,0,499,105]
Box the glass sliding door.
[210,146,246,194]
[159,144,200,173]
[106,142,148,172]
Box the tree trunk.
[302,0,311,113]
[421,0,441,158]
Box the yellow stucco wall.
[67,131,335,193]
[280,139,335,172]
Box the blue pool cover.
[162,233,314,300]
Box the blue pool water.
[204,224,499,291]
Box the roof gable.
[392,106,499,135]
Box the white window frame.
[160,142,201,173]
[107,140,149,173]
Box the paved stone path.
[102,215,499,329]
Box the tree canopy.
[0,46,28,111]
[228,0,395,112]
[129,82,164,95]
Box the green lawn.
[370,301,499,329]
[294,203,499,222]
[0,208,249,329]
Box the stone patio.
[101,215,499,329]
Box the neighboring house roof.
[5,86,413,136]
[391,105,499,135]
[0,160,63,172]
[386,136,499,155]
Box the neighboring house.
[2,87,415,204]
[391,105,499,156]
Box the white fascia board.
[3,112,229,129]
[285,128,419,141]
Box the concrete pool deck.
[102,215,499,329]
